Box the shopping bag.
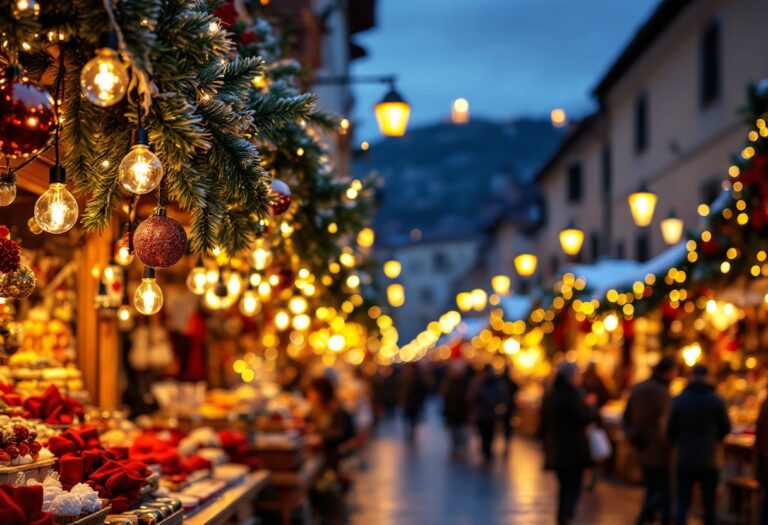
[587,424,613,463]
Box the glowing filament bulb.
[239,289,260,317]
[134,268,163,315]
[34,166,78,234]
[186,258,209,295]
[80,34,129,107]
[118,129,163,194]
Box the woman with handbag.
[540,361,597,525]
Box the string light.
[251,239,273,270]
[134,267,163,315]
[119,127,164,194]
[80,32,129,107]
[34,164,78,234]
[186,257,208,295]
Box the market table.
[254,455,324,525]
[184,470,270,525]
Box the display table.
[254,455,323,525]
[184,470,270,525]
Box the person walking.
[540,362,596,525]
[469,364,506,465]
[499,364,520,456]
[667,363,731,525]
[754,395,768,524]
[441,361,470,458]
[623,357,678,525]
[399,362,429,441]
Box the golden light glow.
[628,188,657,227]
[603,313,619,332]
[387,283,405,307]
[292,314,311,331]
[80,48,129,107]
[119,145,164,195]
[681,342,702,367]
[451,98,469,124]
[357,227,375,248]
[559,225,584,256]
[456,292,473,312]
[550,108,567,128]
[514,253,537,277]
[251,239,273,270]
[274,310,290,331]
[375,89,410,137]
[239,290,260,317]
[288,296,308,315]
[34,182,78,234]
[491,275,511,296]
[383,260,401,279]
[660,215,684,245]
[470,288,487,311]
[328,334,346,352]
[186,265,209,295]
[117,304,131,322]
[134,276,163,315]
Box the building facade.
[533,0,768,272]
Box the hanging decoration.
[133,208,187,269]
[79,32,129,107]
[134,267,163,316]
[0,226,35,300]
[0,70,55,159]
[34,164,79,234]
[269,179,292,216]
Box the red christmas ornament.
[133,210,187,269]
[269,179,292,216]
[0,71,55,158]
[0,226,20,274]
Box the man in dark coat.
[623,357,678,525]
[667,363,731,525]
[540,362,595,525]
[469,364,507,464]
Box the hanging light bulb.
[628,183,657,227]
[0,177,16,206]
[117,288,132,329]
[239,287,261,317]
[186,256,208,295]
[80,32,129,107]
[115,231,134,266]
[34,164,78,234]
[514,254,538,277]
[374,83,410,137]
[102,258,121,285]
[134,267,163,315]
[559,221,585,256]
[251,238,273,270]
[118,127,163,194]
[660,209,684,245]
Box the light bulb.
[102,261,120,285]
[34,165,78,234]
[239,289,261,317]
[115,240,134,266]
[118,129,163,194]
[289,296,308,315]
[80,33,128,107]
[274,310,290,331]
[0,181,16,206]
[117,304,132,322]
[134,267,163,315]
[186,258,208,295]
[251,239,273,270]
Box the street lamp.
[314,74,411,137]
[491,275,511,296]
[628,183,657,227]
[514,254,537,277]
[660,209,684,245]
[559,221,584,257]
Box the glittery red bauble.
[133,213,187,269]
[269,179,292,215]
[0,73,55,158]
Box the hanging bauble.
[0,70,55,158]
[0,180,16,206]
[269,179,292,216]
[0,264,36,299]
[133,209,187,269]
[0,227,20,274]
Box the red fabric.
[129,434,210,478]
[218,430,261,471]
[47,426,102,457]
[58,448,150,512]
[182,311,208,381]
[0,484,54,525]
[0,382,22,407]
[23,385,84,425]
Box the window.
[601,145,612,196]
[419,287,434,304]
[566,163,583,203]
[634,93,648,153]
[636,233,650,262]
[700,177,721,204]
[433,252,450,272]
[700,21,721,106]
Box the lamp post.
[313,74,411,137]
[628,183,658,227]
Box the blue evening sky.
[350,0,661,142]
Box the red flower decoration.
[0,232,20,274]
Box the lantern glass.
[514,254,537,277]
[628,190,657,227]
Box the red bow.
[23,385,84,425]
[129,434,211,478]
[0,382,22,408]
[47,426,102,457]
[0,484,54,525]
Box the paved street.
[347,400,649,525]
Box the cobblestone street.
[348,401,657,525]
